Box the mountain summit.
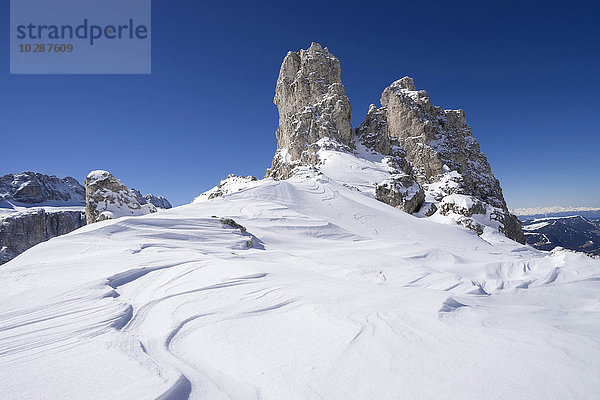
[266,43,523,243]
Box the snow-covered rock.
[142,194,172,209]
[0,172,87,265]
[262,43,522,242]
[439,194,487,217]
[0,171,85,204]
[0,209,85,264]
[84,170,157,224]
[360,76,524,243]
[374,156,424,213]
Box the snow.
[439,193,478,211]
[423,170,461,202]
[528,215,587,222]
[91,187,156,220]
[86,170,111,185]
[0,199,85,221]
[522,221,552,231]
[1,170,600,399]
[317,143,393,195]
[512,205,600,216]
[195,175,260,202]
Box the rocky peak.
[84,170,157,224]
[261,44,523,243]
[0,172,85,204]
[267,43,353,179]
[375,77,505,209]
[359,77,524,243]
[393,76,416,91]
[384,77,431,106]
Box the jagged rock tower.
[266,43,524,243]
[267,42,353,179]
[358,77,524,242]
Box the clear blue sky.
[1,0,598,208]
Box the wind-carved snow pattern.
[1,175,600,399]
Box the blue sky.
[1,0,598,208]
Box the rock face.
[267,42,353,179]
[375,77,506,208]
[0,172,85,204]
[85,171,157,224]
[0,210,85,264]
[355,104,425,213]
[373,155,425,214]
[0,172,87,265]
[360,76,524,243]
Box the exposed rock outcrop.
[0,172,87,265]
[85,170,157,224]
[0,172,85,204]
[0,209,85,264]
[267,43,353,179]
[356,104,394,156]
[374,156,424,214]
[358,76,524,243]
[264,43,524,243]
[375,77,506,209]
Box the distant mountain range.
[518,208,600,256]
[513,206,600,219]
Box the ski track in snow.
[1,175,600,399]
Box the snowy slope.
[1,171,600,399]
